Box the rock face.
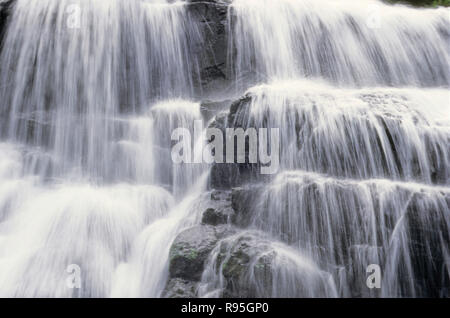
[230,186,262,227]
[201,190,235,225]
[201,187,261,228]
[164,222,237,297]
[164,186,260,298]
[0,0,14,42]
[211,233,275,298]
[187,0,232,98]
[207,95,272,189]
[198,231,337,298]
[162,278,197,298]
[169,225,225,281]
[163,185,270,298]
[403,192,450,297]
[200,99,232,122]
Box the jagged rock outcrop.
[198,231,337,298]
[207,95,272,189]
[169,225,225,281]
[163,187,246,297]
[0,0,14,42]
[163,184,272,297]
[200,99,232,122]
[201,190,235,225]
[162,278,198,298]
[187,0,232,97]
[163,222,237,297]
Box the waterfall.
[211,0,450,298]
[202,80,449,297]
[244,171,449,297]
[228,0,450,87]
[0,0,202,181]
[198,230,339,298]
[0,0,448,298]
[229,80,450,184]
[0,0,209,297]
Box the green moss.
[186,248,199,260]
[222,259,242,278]
[387,0,450,7]
[169,245,182,261]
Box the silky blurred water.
[0,0,448,297]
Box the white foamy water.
[198,230,339,298]
[0,0,208,297]
[204,79,449,297]
[0,0,202,181]
[0,0,448,298]
[229,80,450,184]
[247,170,450,297]
[203,0,450,298]
[229,0,450,87]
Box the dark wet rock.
[168,224,235,281]
[169,225,217,281]
[209,164,241,189]
[210,189,232,202]
[0,0,14,44]
[201,190,234,225]
[218,235,274,298]
[403,191,450,297]
[227,95,253,127]
[200,231,336,298]
[201,99,232,122]
[207,95,271,189]
[202,208,228,225]
[162,278,197,298]
[387,0,450,7]
[231,185,262,227]
[206,109,243,189]
[187,0,232,97]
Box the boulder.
[200,99,232,122]
[162,278,197,298]
[231,185,263,227]
[207,95,268,189]
[200,231,336,298]
[201,190,235,225]
[217,234,274,298]
[168,224,235,281]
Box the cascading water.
[243,171,449,297]
[204,0,449,298]
[228,0,450,87]
[0,0,204,181]
[230,80,450,184]
[0,0,209,297]
[0,0,448,298]
[198,230,339,298]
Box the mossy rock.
[168,225,235,281]
[162,278,197,298]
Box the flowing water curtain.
[110,175,211,298]
[198,230,339,298]
[0,171,175,297]
[246,171,450,297]
[228,0,450,86]
[200,0,450,298]
[224,80,450,297]
[0,0,449,298]
[116,100,206,197]
[0,0,207,297]
[0,0,202,182]
[229,81,450,184]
